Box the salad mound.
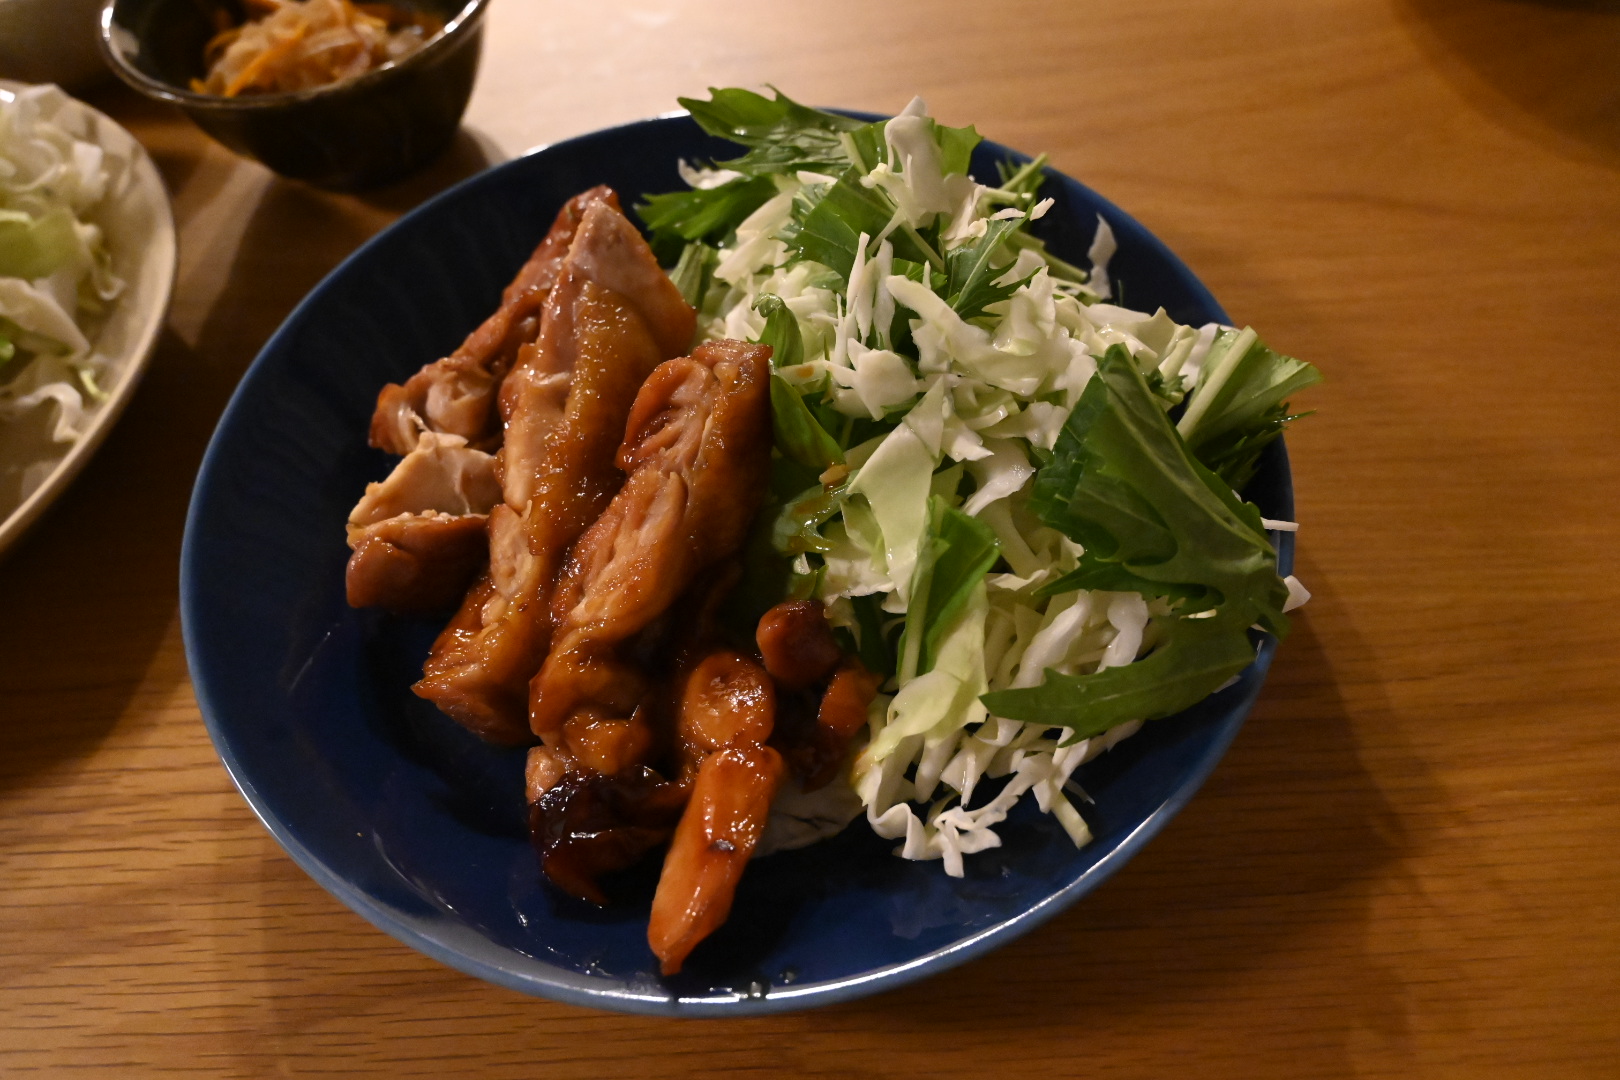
[644,88,1319,873]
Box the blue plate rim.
[180,110,1288,1017]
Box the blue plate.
[180,113,1293,1016]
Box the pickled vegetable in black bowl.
[98,0,487,190]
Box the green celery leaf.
[897,496,1001,680]
[1176,326,1322,491]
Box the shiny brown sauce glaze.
[369,187,617,455]
[528,767,690,906]
[755,599,844,691]
[350,186,883,971]
[412,195,695,744]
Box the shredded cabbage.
[0,84,127,460]
[648,89,1314,874]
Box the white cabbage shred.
[687,99,1296,874]
[0,84,128,464]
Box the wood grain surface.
[4,0,1618,1075]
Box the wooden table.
[4,0,1617,1075]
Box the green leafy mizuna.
[754,293,805,368]
[896,496,1001,682]
[1176,326,1322,491]
[754,294,845,473]
[981,615,1264,741]
[785,171,937,282]
[667,241,718,307]
[681,87,868,176]
[636,175,778,255]
[943,212,1034,322]
[982,344,1291,737]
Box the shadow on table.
[1398,0,1620,168]
[180,124,504,375]
[0,329,210,792]
[0,207,357,789]
[357,126,507,214]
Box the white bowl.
[0,0,110,90]
[0,81,176,559]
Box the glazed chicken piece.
[528,765,691,906]
[801,660,884,790]
[755,599,844,691]
[527,339,773,740]
[755,599,883,789]
[648,651,784,975]
[522,566,749,903]
[368,186,616,455]
[497,199,698,512]
[345,432,502,613]
[522,340,771,918]
[412,198,697,743]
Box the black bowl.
[98,0,487,190]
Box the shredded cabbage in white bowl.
[0,82,176,555]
